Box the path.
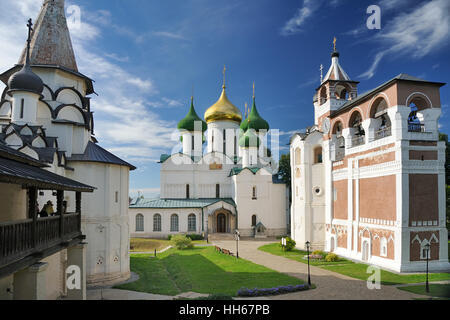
[213,240,430,300]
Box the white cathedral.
[130,79,288,239]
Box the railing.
[408,123,425,133]
[351,135,365,148]
[374,126,392,140]
[0,213,81,267]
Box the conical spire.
[18,0,78,72]
[322,37,350,83]
[178,97,207,132]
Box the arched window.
[153,214,161,232]
[408,102,424,132]
[295,148,301,165]
[251,215,257,227]
[420,240,431,260]
[188,214,196,232]
[349,111,365,147]
[135,214,144,232]
[216,184,220,198]
[170,214,179,232]
[370,98,392,140]
[335,84,349,100]
[314,147,323,164]
[320,86,327,105]
[380,237,388,257]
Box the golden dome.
[204,86,242,124]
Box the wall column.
[13,262,49,300]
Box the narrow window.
[20,99,24,119]
[115,191,119,203]
[314,147,323,164]
[153,214,161,232]
[252,186,257,199]
[211,131,214,152]
[170,214,179,232]
[191,135,195,151]
[188,214,196,232]
[234,135,237,156]
[136,214,144,232]
[223,129,226,154]
[216,184,220,198]
[251,215,257,227]
[186,184,190,199]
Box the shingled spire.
[18,0,78,72]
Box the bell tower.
[313,38,359,126]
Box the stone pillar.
[66,243,87,300]
[13,262,49,300]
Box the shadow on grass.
[116,248,305,297]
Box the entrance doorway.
[217,213,226,233]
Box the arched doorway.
[217,213,226,233]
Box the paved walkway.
[213,240,431,300]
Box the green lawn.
[259,243,450,285]
[130,238,206,252]
[397,284,450,299]
[115,246,305,297]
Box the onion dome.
[239,129,260,148]
[8,19,43,96]
[204,86,242,124]
[241,96,269,133]
[7,64,44,95]
[178,97,207,132]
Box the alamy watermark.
[67,5,82,30]
[66,265,81,290]
[367,265,381,290]
[367,5,381,30]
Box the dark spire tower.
[18,0,78,72]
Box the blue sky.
[0,0,449,198]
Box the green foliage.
[312,250,327,258]
[171,235,194,250]
[325,253,339,262]
[186,234,204,241]
[280,237,296,251]
[278,153,291,188]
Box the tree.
[278,153,291,189]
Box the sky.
[0,0,449,198]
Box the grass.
[115,246,305,297]
[397,284,450,299]
[130,238,206,252]
[259,243,450,285]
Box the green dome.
[241,97,269,133]
[177,97,207,132]
[239,129,260,148]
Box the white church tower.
[0,0,135,286]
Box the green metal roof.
[130,198,236,209]
[229,167,261,177]
[241,97,269,133]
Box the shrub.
[171,235,194,250]
[325,253,339,262]
[284,237,296,251]
[237,284,309,297]
[312,250,327,258]
[186,234,204,241]
[167,235,172,241]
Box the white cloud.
[360,0,450,79]
[281,0,320,36]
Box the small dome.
[204,87,242,124]
[7,64,43,95]
[241,97,269,133]
[239,129,260,148]
[178,97,207,132]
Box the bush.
[325,253,339,262]
[167,235,172,241]
[171,235,194,250]
[186,234,204,241]
[280,237,296,251]
[312,250,327,258]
